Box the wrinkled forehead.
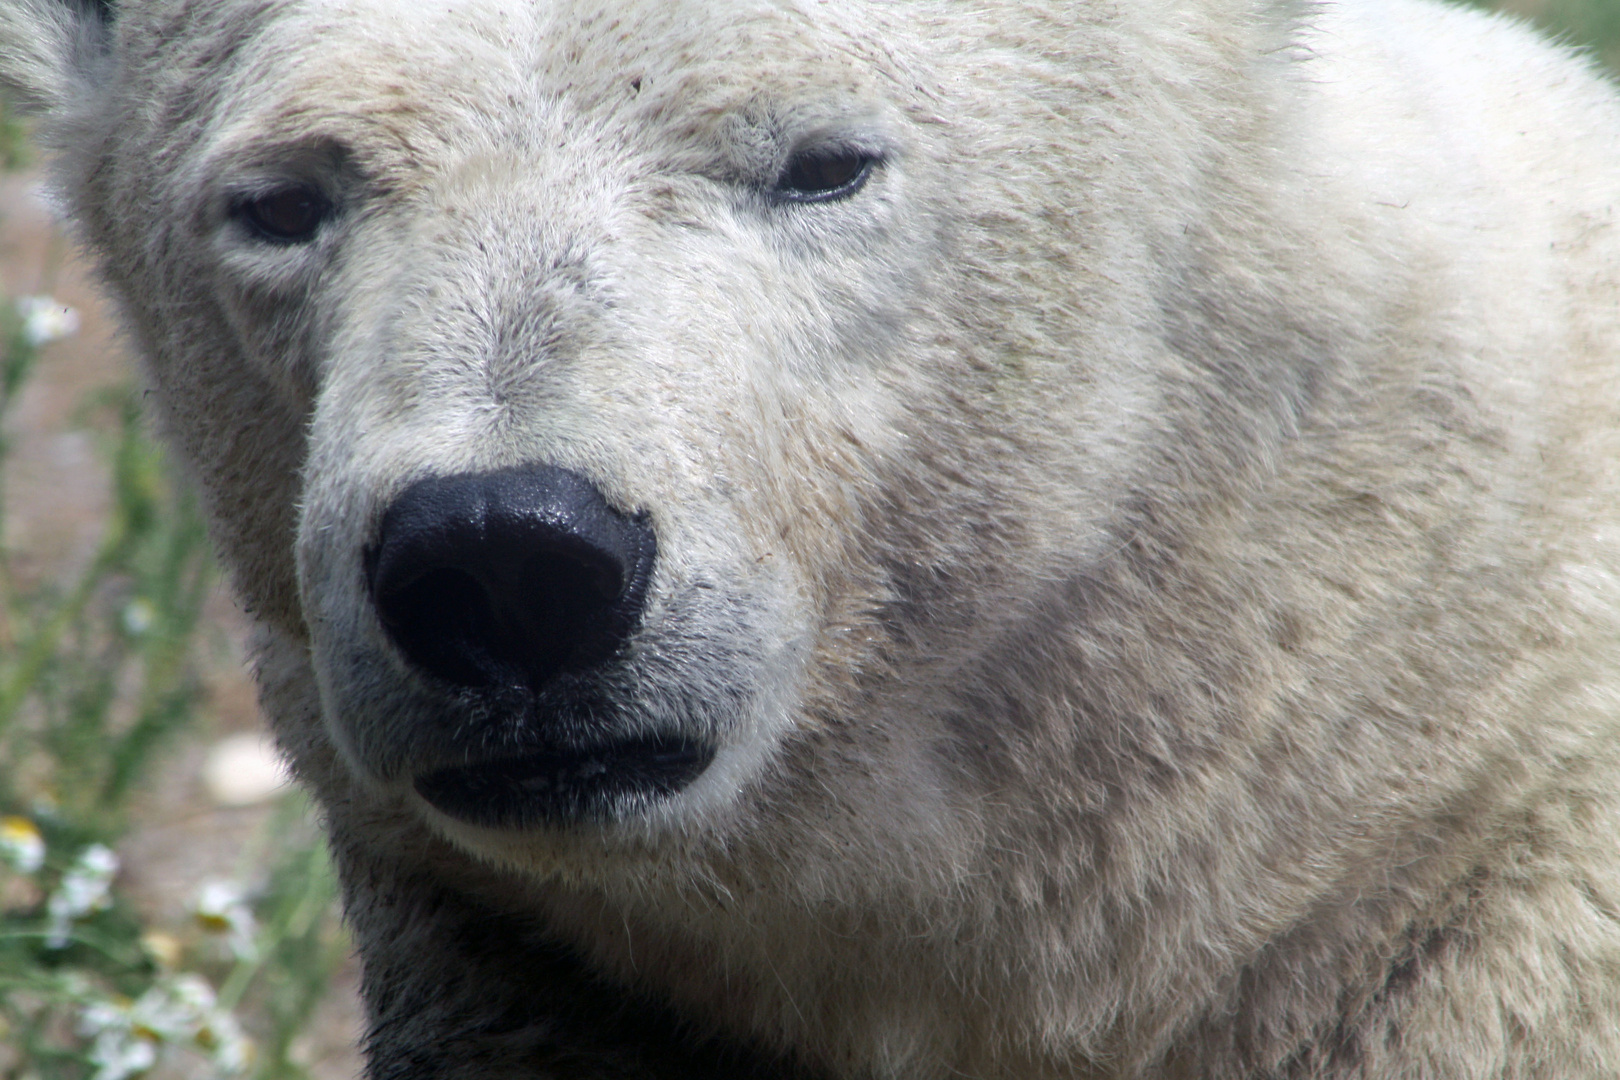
[131,0,904,176]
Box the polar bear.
[7,0,1620,1075]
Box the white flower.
[121,598,157,636]
[75,975,253,1079]
[14,295,80,347]
[192,879,259,962]
[45,843,119,948]
[77,997,129,1038]
[128,978,200,1044]
[77,997,155,1080]
[138,975,253,1075]
[192,999,254,1074]
[0,815,45,874]
[86,1026,158,1080]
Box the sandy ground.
[0,170,365,1079]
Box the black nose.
[367,465,656,693]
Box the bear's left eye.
[769,148,878,204]
[233,184,332,244]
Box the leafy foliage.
[1471,0,1620,71]
[0,98,347,1080]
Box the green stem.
[0,517,131,740]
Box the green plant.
[1471,0,1620,71]
[0,99,347,1080]
[0,97,27,172]
[0,329,349,1080]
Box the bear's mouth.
[413,735,715,828]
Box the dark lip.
[413,735,715,828]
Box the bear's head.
[2,0,1290,862]
[4,0,1417,1069]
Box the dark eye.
[769,149,877,204]
[234,184,332,244]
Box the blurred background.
[0,3,1616,1078]
[0,101,360,1080]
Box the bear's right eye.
[769,148,878,204]
[233,185,332,244]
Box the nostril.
[367,466,656,694]
[380,567,503,690]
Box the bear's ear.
[0,0,114,115]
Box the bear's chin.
[412,736,716,828]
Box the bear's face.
[269,1,927,848]
[70,0,1188,885]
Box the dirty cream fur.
[5,0,1620,1076]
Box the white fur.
[6,0,1620,1075]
